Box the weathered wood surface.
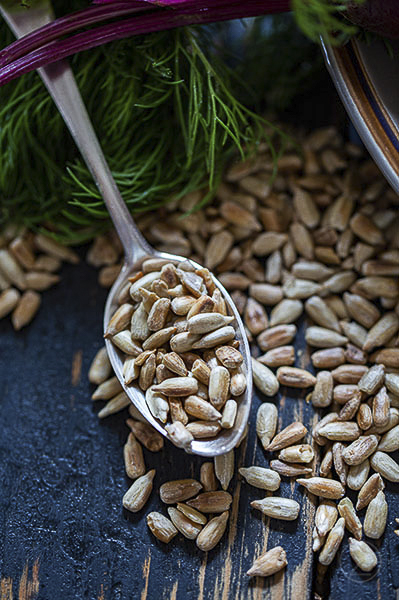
[0,256,397,600]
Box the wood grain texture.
[0,256,397,599]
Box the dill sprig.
[292,0,364,45]
[0,21,287,244]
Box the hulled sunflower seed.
[167,507,202,540]
[247,546,287,578]
[214,450,234,491]
[0,287,20,319]
[277,366,316,388]
[338,389,362,421]
[352,276,399,299]
[187,491,232,513]
[364,491,388,539]
[191,359,211,385]
[321,271,356,295]
[220,399,237,429]
[297,477,345,499]
[341,321,367,348]
[145,387,169,423]
[267,422,307,452]
[320,446,333,477]
[185,395,222,421]
[192,326,236,349]
[215,346,243,369]
[363,313,399,352]
[139,354,156,391]
[318,421,360,442]
[89,347,112,384]
[252,358,279,397]
[124,433,145,479]
[11,290,41,330]
[373,386,390,427]
[176,502,207,525]
[311,348,346,369]
[357,403,373,431]
[332,364,368,384]
[305,296,341,333]
[187,313,234,335]
[256,402,278,450]
[378,424,399,452]
[356,473,385,511]
[333,384,359,405]
[347,460,370,491]
[290,222,314,259]
[311,371,333,408]
[230,372,247,396]
[251,497,300,521]
[162,352,187,376]
[333,442,348,485]
[196,511,229,552]
[257,324,297,352]
[348,538,377,572]
[92,376,122,400]
[252,232,287,256]
[291,260,333,281]
[244,297,268,335]
[313,412,339,446]
[105,303,134,338]
[270,459,312,477]
[385,373,399,396]
[239,466,281,491]
[98,391,130,418]
[200,462,218,492]
[147,511,178,543]
[186,421,221,438]
[315,500,338,537]
[269,299,303,326]
[209,366,230,409]
[343,292,380,329]
[338,497,362,540]
[152,376,198,397]
[350,213,384,245]
[160,479,202,504]
[258,346,295,368]
[205,230,234,270]
[279,444,314,464]
[147,298,171,331]
[123,469,155,512]
[318,517,345,565]
[126,419,164,452]
[370,451,399,482]
[112,331,142,356]
[249,283,283,306]
[165,421,193,450]
[0,249,26,289]
[305,326,348,348]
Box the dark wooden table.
[0,256,398,600]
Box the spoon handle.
[39,61,152,263]
[0,2,152,264]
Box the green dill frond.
[292,0,365,45]
[0,19,288,244]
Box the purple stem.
[0,0,291,72]
[0,2,150,67]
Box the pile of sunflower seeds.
[0,229,79,329]
[105,257,247,447]
[89,125,399,576]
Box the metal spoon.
[1,1,253,456]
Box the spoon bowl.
[104,250,253,456]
